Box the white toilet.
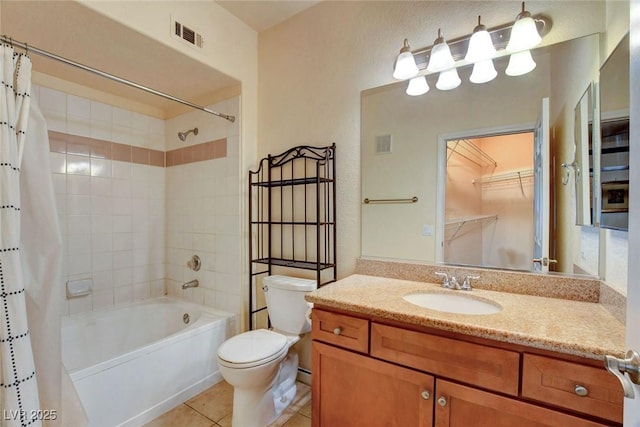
[216,275,316,427]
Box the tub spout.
[182,279,199,290]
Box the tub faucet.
[182,279,199,290]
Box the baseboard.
[297,367,311,386]
[118,371,223,427]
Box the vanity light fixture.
[426,29,455,73]
[466,16,498,84]
[505,50,537,76]
[393,38,419,80]
[465,16,496,63]
[436,68,462,91]
[469,58,498,84]
[393,3,551,96]
[406,75,430,96]
[506,2,543,53]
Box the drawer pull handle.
[333,327,342,335]
[437,396,447,407]
[420,390,430,400]
[574,385,589,397]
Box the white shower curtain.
[0,43,55,427]
[21,101,67,427]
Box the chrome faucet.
[435,272,455,289]
[461,275,480,291]
[435,272,479,291]
[182,279,199,290]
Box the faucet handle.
[461,275,480,291]
[435,272,450,288]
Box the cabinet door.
[435,380,610,427]
[312,341,434,427]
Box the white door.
[624,0,640,421]
[533,98,550,272]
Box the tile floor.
[145,380,311,427]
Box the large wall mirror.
[361,33,601,277]
[598,33,629,231]
[573,82,596,227]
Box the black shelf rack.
[248,144,336,330]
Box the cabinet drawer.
[522,353,623,424]
[312,309,369,353]
[371,322,520,396]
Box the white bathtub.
[62,297,236,427]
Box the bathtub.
[62,297,236,427]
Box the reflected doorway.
[443,131,535,270]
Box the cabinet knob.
[420,390,430,400]
[333,327,342,335]
[574,384,589,397]
[437,396,447,407]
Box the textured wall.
[258,1,606,278]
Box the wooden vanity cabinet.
[435,380,608,427]
[311,308,622,427]
[313,341,434,427]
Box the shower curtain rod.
[0,35,236,123]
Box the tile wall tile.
[38,86,240,317]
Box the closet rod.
[0,34,236,123]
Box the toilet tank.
[263,275,317,335]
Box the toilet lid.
[217,329,287,366]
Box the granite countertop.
[306,274,626,360]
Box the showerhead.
[178,127,198,141]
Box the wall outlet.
[422,225,433,236]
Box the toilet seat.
[217,329,288,369]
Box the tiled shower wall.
[164,99,242,314]
[34,85,241,316]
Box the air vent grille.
[173,19,204,48]
[376,135,392,154]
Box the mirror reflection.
[573,83,595,226]
[599,33,630,231]
[361,33,601,276]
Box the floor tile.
[143,404,215,427]
[185,381,234,423]
[149,380,312,427]
[282,414,312,427]
[298,401,311,419]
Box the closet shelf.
[447,139,498,168]
[252,257,336,271]
[445,214,498,242]
[472,169,534,185]
[251,177,334,187]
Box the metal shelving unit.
[248,144,336,330]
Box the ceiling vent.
[172,18,204,49]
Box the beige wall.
[259,1,606,278]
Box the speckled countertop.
[306,274,626,360]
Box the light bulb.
[427,29,455,73]
[506,2,542,52]
[506,50,536,76]
[465,16,496,63]
[406,76,429,96]
[393,39,419,80]
[436,68,461,91]
[470,59,498,84]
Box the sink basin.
[403,292,502,315]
